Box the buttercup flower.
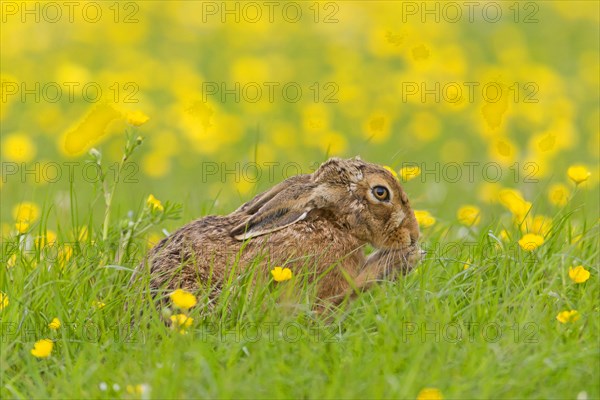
[568,265,590,284]
[457,205,481,226]
[0,291,8,310]
[271,266,292,282]
[567,165,591,185]
[548,184,570,207]
[48,318,61,330]
[7,254,17,268]
[15,220,30,234]
[399,165,421,182]
[13,202,40,225]
[146,194,164,212]
[414,210,436,228]
[2,132,36,162]
[417,387,443,400]
[498,189,531,221]
[556,310,580,324]
[126,384,150,395]
[383,166,398,179]
[169,289,197,310]
[92,300,106,309]
[170,314,193,334]
[518,234,545,251]
[31,339,54,358]
[126,111,150,127]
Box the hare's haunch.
[135,157,421,306]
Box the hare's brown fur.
[135,157,421,306]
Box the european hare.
[136,157,421,307]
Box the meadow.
[1,1,599,399]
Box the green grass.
[1,192,598,399]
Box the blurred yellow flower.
[2,132,36,162]
[567,165,591,185]
[146,194,164,212]
[13,202,40,223]
[48,318,61,330]
[548,184,570,206]
[147,232,163,247]
[35,230,57,248]
[0,291,8,310]
[170,314,193,334]
[399,166,421,182]
[58,244,73,268]
[271,266,292,282]
[92,300,106,309]
[414,210,436,228]
[518,234,545,251]
[126,384,149,395]
[7,254,17,268]
[556,310,580,324]
[15,220,30,234]
[31,339,53,358]
[63,104,121,156]
[417,387,443,400]
[525,215,553,236]
[568,266,590,283]
[126,111,150,127]
[457,205,481,226]
[142,151,171,178]
[169,289,197,310]
[498,189,531,221]
[383,166,399,179]
[499,230,510,241]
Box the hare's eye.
[372,185,390,201]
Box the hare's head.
[231,157,419,251]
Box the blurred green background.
[1,1,598,242]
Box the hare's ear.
[231,181,321,241]
[234,174,311,215]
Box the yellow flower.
[271,266,293,282]
[414,210,436,228]
[568,266,591,283]
[417,387,444,400]
[383,166,398,179]
[567,165,591,185]
[31,339,54,358]
[499,230,510,241]
[556,310,580,324]
[7,254,17,268]
[518,234,545,251]
[13,202,40,223]
[548,184,570,207]
[169,289,197,310]
[170,314,193,334]
[48,318,61,330]
[498,189,531,221]
[0,291,8,310]
[15,220,30,234]
[126,111,150,127]
[399,165,421,182]
[92,300,106,309]
[146,194,164,212]
[58,244,74,268]
[2,132,36,162]
[457,205,481,226]
[126,384,149,395]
